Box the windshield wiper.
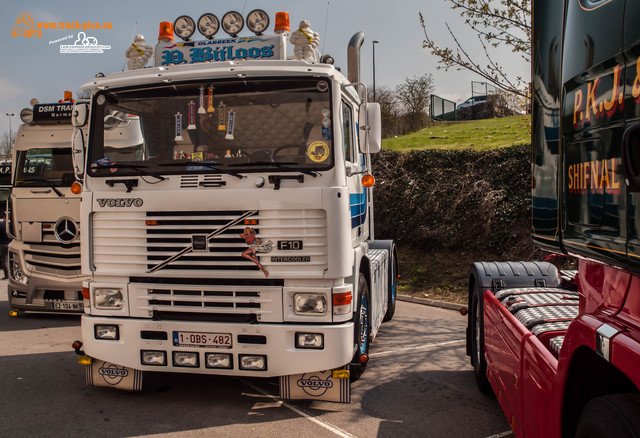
[231,161,318,177]
[33,179,64,197]
[94,163,167,182]
[159,161,244,179]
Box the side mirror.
[72,102,89,127]
[359,102,382,154]
[72,128,85,177]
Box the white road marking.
[238,378,358,438]
[486,431,514,438]
[370,339,465,357]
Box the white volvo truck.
[71,10,396,402]
[8,96,87,314]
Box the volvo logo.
[97,198,143,208]
[54,217,78,243]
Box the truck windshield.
[14,148,74,187]
[88,77,334,176]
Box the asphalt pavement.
[0,281,511,437]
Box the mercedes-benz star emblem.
[54,217,78,243]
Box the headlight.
[173,351,199,368]
[294,293,327,315]
[141,350,166,366]
[94,289,124,309]
[239,354,267,371]
[205,353,233,369]
[9,252,27,285]
[295,332,324,349]
[94,325,119,340]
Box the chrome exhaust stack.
[347,32,365,84]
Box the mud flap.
[279,366,350,403]
[84,359,143,391]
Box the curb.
[398,295,466,312]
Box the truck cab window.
[343,101,355,163]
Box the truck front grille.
[93,209,328,278]
[24,242,81,276]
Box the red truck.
[467,0,640,436]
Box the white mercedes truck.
[8,95,87,315]
[72,10,396,402]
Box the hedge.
[371,144,538,259]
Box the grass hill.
[376,115,534,304]
[382,114,531,152]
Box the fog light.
[293,293,327,315]
[95,325,119,340]
[141,350,166,366]
[295,332,324,349]
[11,290,26,298]
[94,289,124,309]
[205,353,233,369]
[239,354,267,371]
[173,351,199,367]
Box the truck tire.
[383,244,398,322]
[470,284,492,394]
[576,394,640,438]
[351,273,370,382]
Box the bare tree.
[395,74,435,133]
[368,86,403,138]
[420,0,530,99]
[0,131,15,159]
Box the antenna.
[321,2,330,54]
[241,0,248,15]
[123,21,138,71]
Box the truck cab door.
[622,0,640,265]
[342,100,367,246]
[561,0,626,266]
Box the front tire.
[351,273,370,382]
[383,245,398,322]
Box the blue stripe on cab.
[350,191,367,228]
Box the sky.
[0,0,528,136]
